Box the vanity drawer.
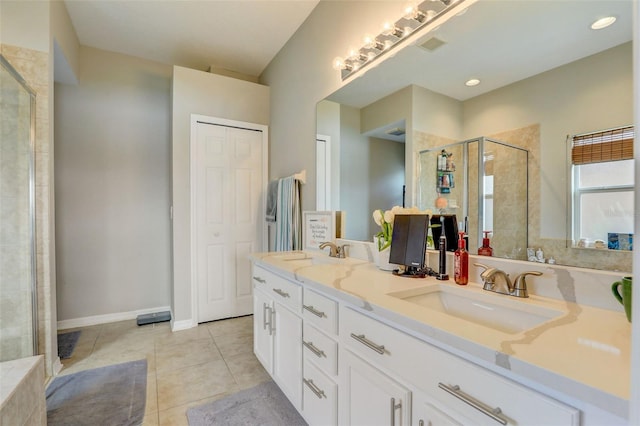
[303,288,338,335]
[341,305,428,380]
[422,349,579,425]
[302,359,337,426]
[252,265,301,312]
[303,322,338,377]
[341,306,579,426]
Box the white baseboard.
[171,318,197,332]
[57,306,172,330]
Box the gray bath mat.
[46,359,147,426]
[187,380,307,426]
[57,330,81,359]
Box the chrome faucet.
[319,242,348,258]
[474,263,542,298]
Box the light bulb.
[347,47,359,61]
[363,34,376,49]
[382,21,404,38]
[332,56,346,71]
[403,2,418,19]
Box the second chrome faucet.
[319,241,349,258]
[474,263,542,298]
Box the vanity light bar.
[332,0,468,80]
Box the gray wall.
[171,65,269,325]
[55,46,173,321]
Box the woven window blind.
[571,125,634,165]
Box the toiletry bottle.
[478,231,493,256]
[436,235,449,280]
[454,232,468,285]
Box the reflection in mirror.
[568,125,635,251]
[317,0,633,271]
[418,138,528,259]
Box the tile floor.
[56,315,269,425]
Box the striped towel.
[266,180,278,222]
[275,176,302,251]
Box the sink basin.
[269,252,348,265]
[387,285,563,334]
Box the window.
[570,126,634,247]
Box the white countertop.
[250,251,631,419]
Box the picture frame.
[303,211,344,251]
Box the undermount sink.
[269,252,348,265]
[387,285,563,334]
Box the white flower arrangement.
[372,206,432,251]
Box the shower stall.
[0,54,38,361]
[417,137,529,259]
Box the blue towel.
[275,176,302,251]
[266,180,278,222]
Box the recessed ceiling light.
[465,78,480,87]
[591,16,616,30]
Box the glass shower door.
[0,55,37,361]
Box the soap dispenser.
[454,232,468,285]
[478,231,493,256]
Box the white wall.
[171,65,269,325]
[55,46,173,321]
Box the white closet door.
[195,121,263,323]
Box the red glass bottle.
[454,232,468,285]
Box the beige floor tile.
[155,338,221,373]
[154,324,214,347]
[53,316,260,423]
[156,358,236,412]
[204,315,254,338]
[143,375,159,425]
[213,333,254,358]
[224,350,270,390]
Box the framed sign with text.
[303,211,344,251]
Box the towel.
[275,176,302,251]
[266,180,278,222]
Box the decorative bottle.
[478,231,493,256]
[454,232,468,285]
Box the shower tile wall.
[1,44,56,376]
[0,61,34,361]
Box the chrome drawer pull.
[302,340,326,358]
[303,304,327,318]
[350,333,385,355]
[253,276,266,283]
[273,288,290,298]
[438,382,507,425]
[390,397,401,426]
[303,378,326,399]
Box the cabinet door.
[253,287,273,374]
[413,391,466,426]
[340,349,411,426]
[273,301,303,410]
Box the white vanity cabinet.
[340,305,580,426]
[251,265,303,410]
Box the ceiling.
[63,0,320,77]
[327,0,633,108]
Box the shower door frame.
[0,54,38,356]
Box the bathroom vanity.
[250,249,630,425]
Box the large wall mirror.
[316,0,633,271]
